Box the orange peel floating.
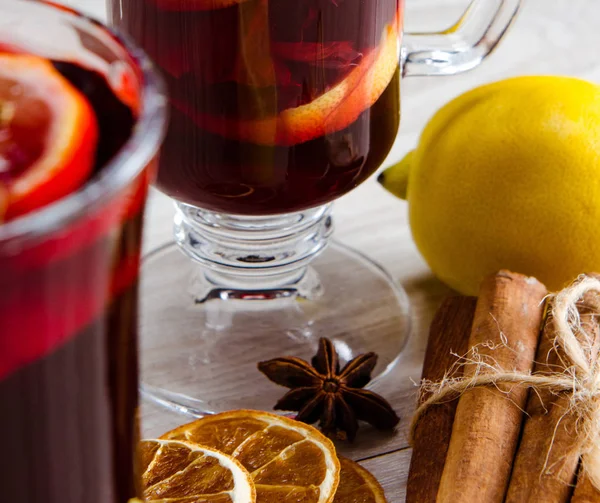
[0,185,7,223]
[0,54,98,220]
[179,20,400,146]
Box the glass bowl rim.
[0,0,168,244]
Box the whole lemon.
[379,76,600,295]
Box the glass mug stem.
[175,203,333,300]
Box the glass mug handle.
[402,0,521,77]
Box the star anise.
[258,338,400,441]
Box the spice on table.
[258,337,400,441]
[335,457,388,503]
[409,272,600,500]
[138,409,391,503]
[506,277,600,503]
[157,410,341,503]
[406,296,476,503]
[436,271,547,503]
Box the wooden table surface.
[64,0,600,499]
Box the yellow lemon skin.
[382,76,600,295]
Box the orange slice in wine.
[141,439,256,502]
[162,410,341,503]
[182,20,400,147]
[334,457,388,503]
[153,0,253,11]
[0,185,7,221]
[0,54,98,221]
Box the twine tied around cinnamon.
[410,275,600,490]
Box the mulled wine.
[0,53,145,503]
[111,0,402,215]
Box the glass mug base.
[139,234,411,416]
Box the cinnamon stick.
[572,442,600,503]
[436,270,547,503]
[406,296,476,503]
[572,284,600,503]
[506,287,600,503]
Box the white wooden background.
[61,0,600,499]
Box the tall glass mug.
[0,1,166,502]
[109,0,520,414]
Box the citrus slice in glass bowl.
[334,457,388,503]
[141,439,256,502]
[162,410,341,503]
[0,53,98,221]
[175,19,400,146]
[0,185,7,221]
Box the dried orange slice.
[141,439,256,502]
[153,0,252,11]
[162,410,341,503]
[334,457,387,503]
[0,54,98,221]
[185,20,400,146]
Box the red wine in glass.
[0,2,166,501]
[114,0,401,215]
[0,59,143,503]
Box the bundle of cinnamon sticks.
[407,270,600,503]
